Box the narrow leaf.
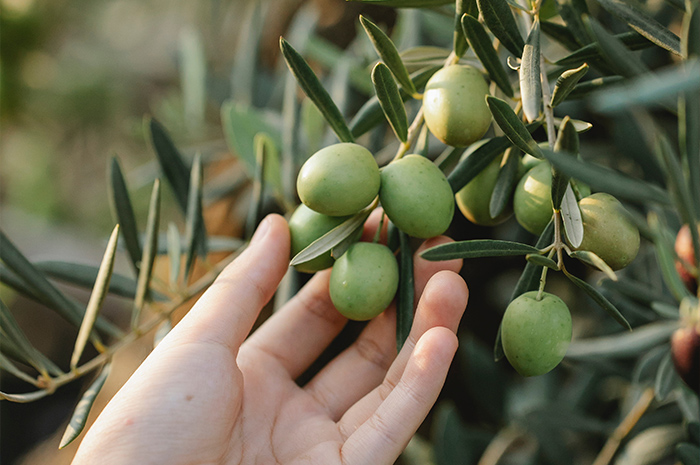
[554,31,651,67]
[541,149,671,205]
[290,209,371,266]
[584,15,648,78]
[148,118,190,212]
[566,76,625,99]
[551,117,579,210]
[525,253,559,270]
[70,225,120,370]
[0,390,49,403]
[371,63,408,142]
[397,231,414,353]
[486,96,544,158]
[676,443,700,465]
[448,138,510,192]
[561,185,584,248]
[563,269,631,330]
[570,250,617,281]
[0,300,51,375]
[511,220,555,301]
[594,0,681,55]
[107,157,141,274]
[566,321,677,359]
[477,0,525,57]
[179,27,206,133]
[154,319,172,348]
[348,0,453,6]
[541,20,581,51]
[556,0,592,47]
[0,327,63,376]
[59,363,111,449]
[0,352,38,385]
[132,180,161,329]
[520,19,542,123]
[654,351,677,401]
[280,37,354,143]
[184,154,204,281]
[551,64,589,107]
[489,147,520,218]
[167,222,181,288]
[453,0,477,58]
[245,134,269,239]
[360,16,417,95]
[421,240,540,260]
[461,14,514,97]
[648,212,693,302]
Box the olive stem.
[373,213,386,244]
[536,248,556,300]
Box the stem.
[477,425,526,465]
[536,248,556,300]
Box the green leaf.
[280,37,355,143]
[59,363,111,449]
[453,0,477,58]
[556,0,592,47]
[348,0,453,7]
[486,96,544,158]
[566,76,624,99]
[107,157,141,274]
[179,27,206,133]
[132,180,161,329]
[563,269,631,330]
[0,231,121,338]
[489,147,520,218]
[421,240,540,260]
[184,154,204,281]
[371,63,408,142]
[677,443,700,465]
[220,100,283,191]
[551,117,579,210]
[34,261,166,302]
[360,16,417,95]
[290,209,371,267]
[654,351,677,401]
[541,148,671,205]
[167,222,181,288]
[0,300,52,376]
[525,253,559,270]
[0,351,38,385]
[494,324,505,362]
[520,19,542,123]
[148,118,190,213]
[541,20,581,51]
[584,15,648,78]
[70,225,119,369]
[510,220,554,300]
[570,250,617,281]
[245,134,270,239]
[416,124,430,158]
[0,390,49,403]
[432,403,493,465]
[461,14,514,97]
[566,321,677,359]
[648,212,693,302]
[477,0,525,57]
[282,73,302,207]
[0,326,63,376]
[448,138,510,192]
[554,31,651,67]
[593,0,681,55]
[551,64,589,107]
[349,65,439,138]
[591,60,700,113]
[397,231,414,353]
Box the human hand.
[73,214,468,465]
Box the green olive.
[379,154,454,238]
[288,204,354,274]
[575,193,640,271]
[513,162,553,235]
[501,291,572,377]
[455,153,512,226]
[329,242,399,321]
[297,143,380,216]
[422,65,492,147]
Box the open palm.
[73,214,468,465]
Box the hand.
[73,214,468,465]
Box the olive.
[513,162,553,235]
[455,153,513,226]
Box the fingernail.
[251,216,271,244]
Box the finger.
[303,242,461,420]
[240,270,347,378]
[361,208,389,243]
[338,270,467,434]
[340,326,458,464]
[166,214,290,352]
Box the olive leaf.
[179,27,206,133]
[107,157,141,274]
[396,231,415,353]
[647,212,693,302]
[371,62,408,142]
[584,15,648,78]
[360,16,417,96]
[70,225,120,370]
[556,0,592,47]
[448,137,511,193]
[282,73,302,207]
[348,0,454,8]
[245,134,271,239]
[550,64,589,107]
[563,268,631,330]
[566,76,624,99]
[561,185,584,248]
[476,0,525,57]
[525,253,559,270]
[554,31,651,67]
[486,96,544,158]
[59,363,111,449]
[541,20,581,51]
[511,221,555,301]
[489,147,520,219]
[551,116,579,211]
[676,443,700,465]
[461,14,514,97]
[0,351,38,385]
[421,240,540,260]
[593,0,681,56]
[280,37,355,143]
[167,222,181,288]
[569,250,617,281]
[0,299,53,376]
[566,321,678,359]
[0,390,49,403]
[132,180,161,329]
[148,118,191,213]
[654,351,677,401]
[520,19,542,123]
[453,0,477,58]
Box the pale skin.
[73,213,468,465]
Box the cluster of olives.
[289,142,454,321]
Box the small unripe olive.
[501,291,572,377]
[329,242,399,321]
[575,193,640,271]
[297,143,380,216]
[513,162,553,235]
[379,154,454,238]
[455,153,512,226]
[288,204,354,273]
[675,223,699,292]
[671,324,700,394]
[422,65,492,147]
